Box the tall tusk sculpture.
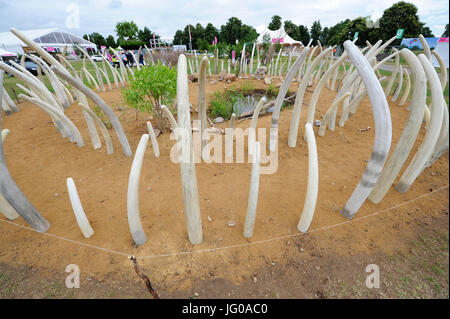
[127,134,149,246]
[297,123,319,233]
[197,56,209,151]
[177,54,203,245]
[369,49,426,203]
[391,65,404,103]
[398,67,411,106]
[340,40,392,220]
[66,178,94,238]
[243,141,261,238]
[0,71,50,232]
[395,54,445,193]
[269,46,310,151]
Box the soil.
[0,76,448,298]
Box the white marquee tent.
[0,28,97,55]
[255,24,303,46]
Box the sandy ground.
[0,77,448,297]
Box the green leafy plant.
[266,84,279,98]
[122,62,176,131]
[209,89,245,119]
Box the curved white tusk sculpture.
[101,53,120,88]
[368,49,426,203]
[297,123,319,233]
[52,65,132,157]
[161,105,178,129]
[391,65,403,103]
[432,50,448,91]
[269,46,310,151]
[177,54,203,245]
[0,71,50,232]
[146,121,160,157]
[83,67,100,92]
[2,88,18,112]
[419,35,432,61]
[197,56,209,151]
[127,134,149,246]
[398,67,411,106]
[0,193,20,220]
[340,40,392,220]
[100,56,113,91]
[395,54,445,193]
[243,141,261,238]
[66,178,94,238]
[288,47,331,148]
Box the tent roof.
[0,28,96,47]
[255,24,303,45]
[0,48,17,57]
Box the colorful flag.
[214,36,217,44]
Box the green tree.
[284,20,300,40]
[310,20,322,44]
[115,21,139,40]
[378,1,424,42]
[268,15,282,31]
[298,25,310,45]
[421,26,434,37]
[173,30,184,45]
[204,23,219,44]
[106,35,116,48]
[443,24,449,37]
[138,27,159,44]
[220,17,243,44]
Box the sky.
[0,0,448,40]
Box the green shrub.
[266,84,279,98]
[210,91,233,119]
[119,39,146,50]
[122,61,176,131]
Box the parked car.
[24,61,38,76]
[91,55,103,62]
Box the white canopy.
[255,24,303,45]
[0,48,17,57]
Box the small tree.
[122,62,177,132]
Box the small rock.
[99,168,102,171]
[218,237,223,241]
[194,292,199,297]
[54,193,59,197]
[300,248,304,252]
[264,77,271,85]
[315,266,320,270]
[214,117,224,123]
[227,220,236,227]
[253,276,258,283]
[314,120,321,127]
[207,216,212,222]
[147,186,152,191]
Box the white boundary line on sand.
[0,184,448,260]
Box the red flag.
[214,36,217,44]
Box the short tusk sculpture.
[66,178,94,238]
[383,49,400,96]
[197,56,209,151]
[146,121,160,157]
[268,46,310,151]
[78,102,113,154]
[249,97,266,156]
[1,129,9,143]
[368,49,426,203]
[419,35,432,61]
[161,105,178,129]
[0,71,50,232]
[0,128,20,221]
[127,134,149,246]
[177,55,203,245]
[318,91,351,136]
[395,54,445,193]
[432,50,448,91]
[243,141,261,238]
[52,65,132,157]
[297,123,319,233]
[340,41,392,220]
[2,88,18,112]
[391,65,403,103]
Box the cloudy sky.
[0,0,448,40]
